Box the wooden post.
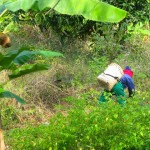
[0,111,5,150]
[0,129,5,150]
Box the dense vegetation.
[0,0,150,149]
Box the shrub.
[5,92,150,150]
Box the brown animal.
[0,129,5,150]
[0,33,11,48]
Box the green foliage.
[1,0,149,42]
[0,47,63,103]
[8,64,49,79]
[89,56,109,75]
[0,88,25,104]
[127,22,150,36]
[5,93,150,149]
[0,3,149,148]
[90,24,124,61]
[0,9,13,32]
[2,0,127,23]
[0,47,63,73]
[104,0,150,24]
[0,0,128,39]
[37,14,87,37]
[0,100,20,130]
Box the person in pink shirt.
[99,66,135,104]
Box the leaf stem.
[0,9,8,18]
[45,0,61,15]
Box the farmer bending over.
[99,66,135,104]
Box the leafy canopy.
[0,0,127,22]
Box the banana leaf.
[0,49,63,69]
[3,0,127,22]
[0,88,25,104]
[8,63,50,79]
[13,50,63,65]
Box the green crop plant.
[0,46,63,129]
[5,93,150,149]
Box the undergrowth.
[5,93,150,150]
[1,24,150,149]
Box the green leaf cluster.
[0,47,63,104]
[1,0,127,23]
[5,93,150,149]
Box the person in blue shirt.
[120,66,135,97]
[99,66,135,104]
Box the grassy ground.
[1,25,150,131]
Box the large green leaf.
[0,88,25,104]
[8,63,50,79]
[13,50,63,65]
[0,53,4,61]
[3,0,127,22]
[0,49,63,70]
[0,48,26,69]
[4,0,36,12]
[0,50,20,69]
[0,5,5,14]
[39,0,127,22]
[13,50,34,65]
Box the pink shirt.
[123,70,133,77]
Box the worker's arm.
[126,77,135,97]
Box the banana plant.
[0,47,63,104]
[0,47,63,141]
[0,0,127,23]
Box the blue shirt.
[120,74,135,97]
